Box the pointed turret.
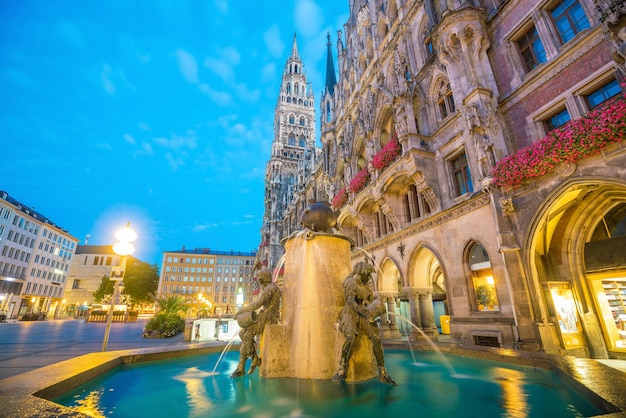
[290,33,300,61]
[324,32,337,95]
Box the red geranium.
[372,135,401,171]
[492,95,626,187]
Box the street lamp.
[102,223,137,352]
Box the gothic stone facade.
[305,0,626,359]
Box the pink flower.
[349,167,371,194]
[492,95,626,187]
[331,187,348,209]
[372,134,402,171]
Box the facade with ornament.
[261,0,626,361]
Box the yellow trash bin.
[440,315,450,335]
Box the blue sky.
[0,1,349,264]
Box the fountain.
[0,201,622,416]
[227,201,393,383]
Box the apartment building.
[158,247,257,316]
[0,191,78,318]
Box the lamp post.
[102,223,137,352]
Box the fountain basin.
[0,342,624,417]
[50,349,615,417]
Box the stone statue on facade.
[392,51,408,97]
[332,261,396,385]
[473,132,494,179]
[395,102,408,137]
[365,140,376,163]
[231,268,282,377]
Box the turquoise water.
[53,350,602,417]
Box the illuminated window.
[469,243,499,312]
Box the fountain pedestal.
[260,233,377,382]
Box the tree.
[92,258,159,307]
[154,295,188,315]
[93,275,114,303]
[122,259,159,306]
[143,295,188,338]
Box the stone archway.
[405,245,447,340]
[376,257,403,339]
[526,180,626,358]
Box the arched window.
[326,101,331,122]
[299,117,305,126]
[436,80,455,120]
[286,83,291,95]
[288,134,295,146]
[295,83,300,96]
[298,136,306,147]
[468,243,499,312]
[289,115,295,124]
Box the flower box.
[332,187,348,209]
[349,167,371,194]
[372,135,402,171]
[491,95,626,187]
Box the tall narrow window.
[451,152,473,196]
[469,243,499,312]
[516,26,547,72]
[550,0,590,44]
[436,80,455,120]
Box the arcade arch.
[527,180,626,358]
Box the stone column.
[418,290,439,340]
[385,293,403,339]
[403,287,421,340]
[377,292,391,338]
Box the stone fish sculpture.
[300,200,340,233]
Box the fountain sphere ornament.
[300,200,340,233]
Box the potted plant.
[476,284,495,310]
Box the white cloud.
[123,134,136,145]
[101,64,115,94]
[263,25,284,58]
[203,46,240,84]
[294,0,323,37]
[203,57,234,84]
[139,122,151,131]
[153,130,198,150]
[137,53,151,63]
[134,142,154,157]
[175,49,199,84]
[235,83,260,103]
[261,62,276,82]
[96,142,112,150]
[213,0,228,14]
[165,152,186,171]
[199,83,233,106]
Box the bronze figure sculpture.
[333,261,396,384]
[231,268,281,377]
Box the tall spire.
[324,32,337,95]
[290,33,300,60]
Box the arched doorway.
[407,246,448,338]
[527,181,626,358]
[377,257,404,339]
